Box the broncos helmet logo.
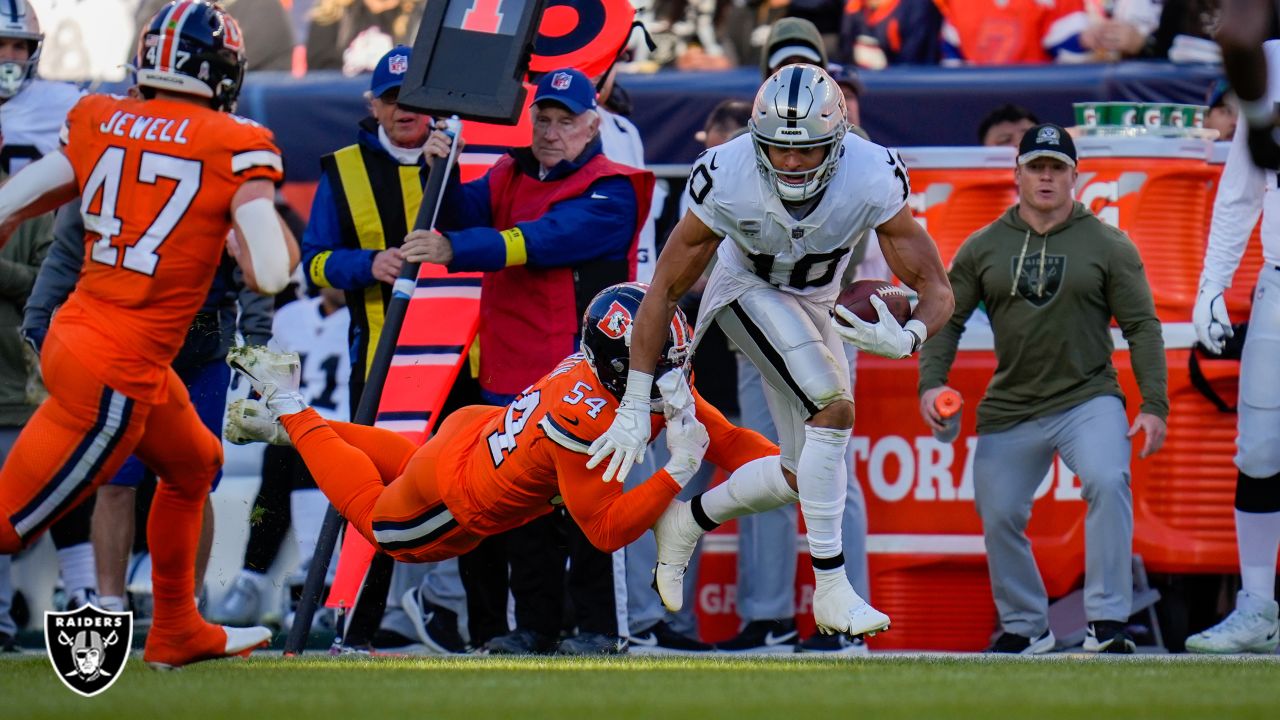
[596,301,632,340]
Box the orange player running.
[223,283,783,565]
[0,1,298,668]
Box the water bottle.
[932,388,963,444]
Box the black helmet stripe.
[785,65,803,129]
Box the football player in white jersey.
[0,0,86,635]
[1186,39,1280,654]
[0,0,80,175]
[589,64,954,638]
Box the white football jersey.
[687,131,908,303]
[1202,39,1280,287]
[269,297,352,422]
[0,79,82,175]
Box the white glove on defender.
[588,370,654,484]
[833,295,927,359]
[1193,280,1234,355]
[657,370,707,487]
[662,406,709,488]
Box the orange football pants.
[281,407,488,563]
[0,329,223,648]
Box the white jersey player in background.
[1187,39,1280,655]
[0,0,84,639]
[588,64,954,638]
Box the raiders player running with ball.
[589,65,954,638]
[1186,39,1280,655]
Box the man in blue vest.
[404,67,655,654]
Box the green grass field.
[4,654,1280,719]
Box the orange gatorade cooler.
[898,147,1017,265]
[1074,136,1217,321]
[1207,141,1268,318]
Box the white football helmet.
[749,63,847,203]
[0,0,41,99]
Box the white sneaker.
[226,345,305,415]
[1186,590,1280,654]
[652,501,704,612]
[812,572,890,638]
[209,573,266,627]
[223,625,273,656]
[224,398,292,446]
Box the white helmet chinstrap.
[749,63,847,203]
[0,0,41,99]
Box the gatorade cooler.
[1207,141,1268,318]
[1075,136,1217,321]
[898,147,1017,265]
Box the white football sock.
[699,456,797,524]
[1236,509,1280,601]
[98,595,127,612]
[57,542,97,596]
[291,488,329,569]
[798,425,852,565]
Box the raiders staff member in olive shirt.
[917,123,1169,656]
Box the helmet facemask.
[749,64,848,203]
[0,0,42,100]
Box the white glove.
[587,369,654,483]
[1193,280,1233,355]
[663,405,709,487]
[656,368,694,417]
[832,295,927,359]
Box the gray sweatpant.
[974,395,1133,637]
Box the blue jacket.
[435,136,638,273]
[301,119,424,290]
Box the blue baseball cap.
[371,45,412,98]
[532,68,597,115]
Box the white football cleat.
[224,625,273,656]
[226,345,306,415]
[652,501,705,612]
[812,572,890,637]
[1185,590,1280,654]
[224,398,292,446]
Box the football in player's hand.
[835,280,911,326]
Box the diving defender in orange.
[225,283,786,566]
[0,2,298,668]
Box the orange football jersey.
[55,93,283,403]
[435,354,779,552]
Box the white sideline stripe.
[391,354,460,367]
[413,287,482,300]
[459,152,502,167]
[231,150,283,173]
[700,533,988,556]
